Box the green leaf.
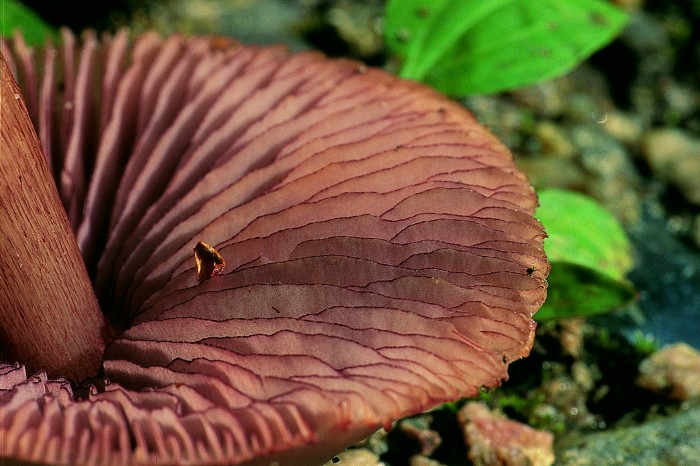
[537,189,633,279]
[535,263,636,320]
[384,0,628,95]
[1,0,56,45]
[534,189,636,320]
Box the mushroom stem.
[0,58,107,381]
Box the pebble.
[396,417,441,457]
[660,79,698,123]
[636,342,700,400]
[571,124,643,224]
[458,402,555,466]
[540,373,597,431]
[571,361,596,393]
[408,455,444,466]
[641,128,700,205]
[557,317,585,358]
[563,93,609,124]
[534,121,576,158]
[511,80,567,118]
[601,110,644,144]
[327,4,383,57]
[622,10,672,65]
[324,449,385,466]
[572,125,629,177]
[463,95,533,150]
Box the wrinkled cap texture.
[0,30,548,465]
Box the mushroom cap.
[1,30,548,465]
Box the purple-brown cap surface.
[1,30,548,465]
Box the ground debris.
[458,402,555,466]
[636,342,700,401]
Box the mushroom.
[1,30,548,465]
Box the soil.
[21,0,700,464]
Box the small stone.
[567,124,642,223]
[359,429,389,457]
[572,125,629,177]
[601,110,643,144]
[641,129,700,205]
[511,81,566,117]
[327,4,383,57]
[636,342,700,400]
[534,121,575,158]
[661,80,698,122]
[463,95,533,149]
[397,418,441,456]
[408,455,444,466]
[324,449,384,466]
[458,402,555,466]
[558,317,585,358]
[620,9,671,58]
[563,94,601,123]
[540,374,596,431]
[571,361,595,393]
